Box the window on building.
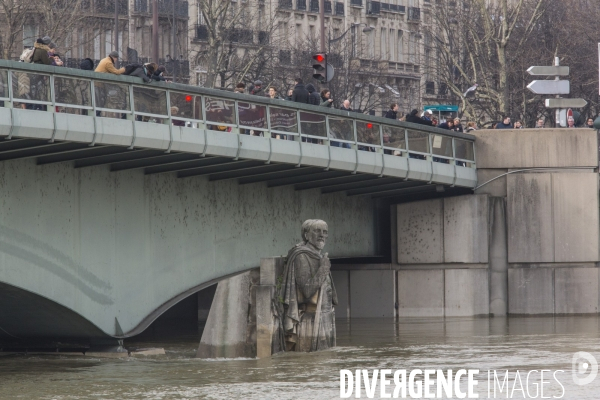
[380,28,386,59]
[351,26,357,58]
[397,30,403,62]
[105,30,112,59]
[389,28,395,61]
[426,81,435,94]
[118,32,123,58]
[94,29,100,60]
[23,24,36,48]
[197,2,205,24]
[367,30,374,58]
[409,33,416,64]
[64,32,72,58]
[78,29,84,58]
[295,24,302,47]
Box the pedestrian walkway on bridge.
[0,60,476,196]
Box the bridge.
[0,60,476,343]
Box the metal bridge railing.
[0,60,476,168]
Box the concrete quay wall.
[332,129,600,318]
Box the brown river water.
[0,317,599,399]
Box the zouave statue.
[280,219,337,352]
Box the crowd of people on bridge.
[19,36,598,133]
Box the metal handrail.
[0,60,476,166]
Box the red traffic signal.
[185,95,192,102]
[312,53,327,82]
[313,54,325,63]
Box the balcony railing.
[279,0,293,9]
[80,0,128,15]
[134,0,148,12]
[279,50,292,65]
[258,31,269,45]
[195,24,208,41]
[297,0,306,10]
[381,2,389,11]
[310,0,319,12]
[225,28,254,44]
[408,6,420,20]
[367,1,380,15]
[158,0,189,17]
[133,0,189,17]
[335,1,344,14]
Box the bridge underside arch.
[0,281,108,341]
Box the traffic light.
[312,53,328,82]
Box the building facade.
[6,0,444,114]
[189,0,437,115]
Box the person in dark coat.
[384,103,399,120]
[80,58,94,70]
[306,83,320,105]
[152,65,168,81]
[453,118,464,133]
[405,109,432,126]
[340,100,353,112]
[249,80,264,95]
[495,116,513,129]
[126,63,156,83]
[291,78,309,103]
[438,119,455,130]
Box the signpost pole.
[554,57,561,127]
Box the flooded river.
[1,316,599,399]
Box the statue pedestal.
[196,257,284,359]
[256,257,285,358]
[196,269,259,359]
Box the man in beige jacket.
[95,51,125,74]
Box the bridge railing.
[0,60,476,168]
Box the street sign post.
[527,66,570,76]
[526,80,570,95]
[544,98,587,108]
[526,58,586,126]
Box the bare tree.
[0,0,34,59]
[0,0,88,60]
[192,0,281,89]
[426,0,547,124]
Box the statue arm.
[294,253,330,299]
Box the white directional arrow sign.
[545,98,587,108]
[527,80,570,95]
[527,66,570,76]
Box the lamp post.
[329,23,374,63]
[172,0,177,79]
[152,0,159,63]
[114,0,119,62]
[328,23,374,103]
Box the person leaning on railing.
[32,37,53,65]
[95,51,125,75]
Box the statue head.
[301,219,328,252]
